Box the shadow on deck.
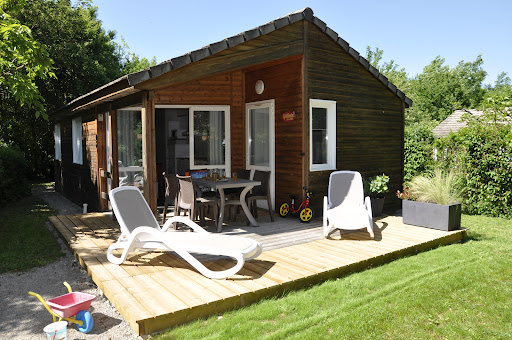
[49,210,466,335]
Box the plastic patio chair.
[247,170,274,222]
[161,173,178,224]
[107,186,262,279]
[176,175,218,227]
[323,171,373,238]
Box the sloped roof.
[433,109,483,137]
[53,7,412,116]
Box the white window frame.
[309,99,336,171]
[188,105,231,175]
[54,123,61,161]
[72,116,83,165]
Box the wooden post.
[141,91,157,214]
[110,108,119,189]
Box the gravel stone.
[0,184,143,339]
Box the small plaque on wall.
[281,111,296,121]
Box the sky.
[92,0,511,86]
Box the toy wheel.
[299,207,314,222]
[76,310,94,333]
[279,202,290,217]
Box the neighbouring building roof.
[432,109,483,137]
[52,7,412,117]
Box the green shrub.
[435,123,512,218]
[404,121,436,182]
[0,145,31,204]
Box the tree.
[118,38,157,75]
[407,55,487,123]
[0,0,55,118]
[0,0,125,178]
[365,46,410,95]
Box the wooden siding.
[305,21,404,212]
[245,58,304,207]
[154,71,245,171]
[49,212,466,336]
[55,112,102,211]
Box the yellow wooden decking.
[48,213,466,336]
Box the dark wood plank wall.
[55,112,102,211]
[305,22,404,212]
[154,71,245,172]
[245,58,304,208]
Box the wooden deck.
[49,212,466,336]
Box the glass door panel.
[117,109,144,193]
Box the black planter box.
[402,200,461,231]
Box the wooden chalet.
[51,7,412,215]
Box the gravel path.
[0,184,142,339]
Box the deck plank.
[49,212,466,336]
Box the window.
[54,123,61,161]
[310,99,336,171]
[189,106,230,173]
[117,109,143,192]
[72,117,83,165]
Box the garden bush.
[0,145,31,204]
[404,121,436,182]
[435,123,512,218]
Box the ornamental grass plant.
[408,168,461,205]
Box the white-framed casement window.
[189,106,231,175]
[72,116,83,165]
[310,99,336,171]
[54,123,61,161]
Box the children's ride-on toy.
[279,187,314,222]
[29,281,95,333]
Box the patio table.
[193,177,261,232]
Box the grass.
[154,214,512,339]
[0,191,63,273]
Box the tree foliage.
[0,0,155,179]
[407,56,487,123]
[365,46,410,95]
[435,123,512,218]
[0,0,55,118]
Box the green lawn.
[155,215,512,339]
[0,192,63,273]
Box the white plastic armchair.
[323,171,373,238]
[107,186,262,279]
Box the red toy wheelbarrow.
[29,281,95,333]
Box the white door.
[246,100,275,209]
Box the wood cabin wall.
[245,58,304,210]
[55,112,102,211]
[154,71,245,172]
[305,21,405,212]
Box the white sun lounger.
[323,171,374,238]
[107,186,262,279]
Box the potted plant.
[364,173,389,216]
[397,169,462,231]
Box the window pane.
[54,123,61,161]
[72,117,82,164]
[117,110,143,192]
[193,110,225,166]
[249,108,269,167]
[312,108,327,129]
[312,107,327,164]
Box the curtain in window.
[193,110,225,166]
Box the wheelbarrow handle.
[28,291,60,322]
[63,281,72,293]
